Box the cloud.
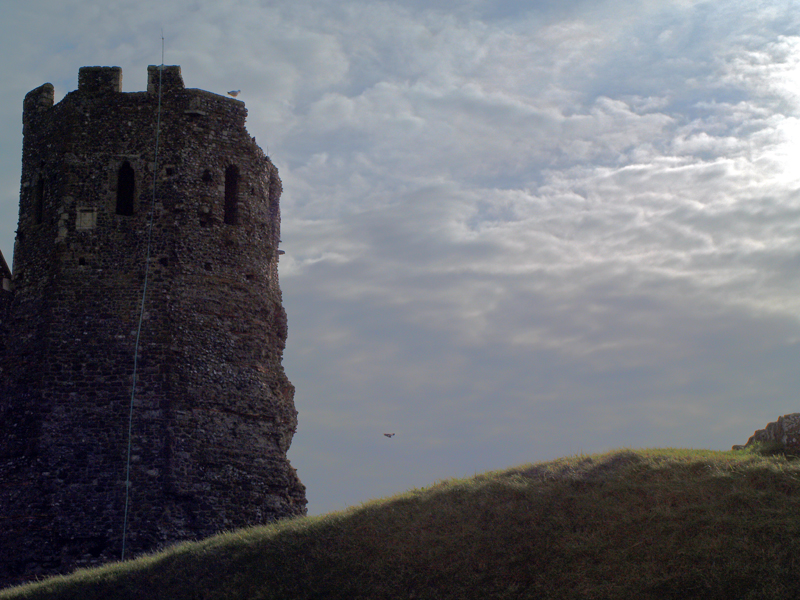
[3,0,800,514]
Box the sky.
[2,0,800,516]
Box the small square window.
[76,208,97,230]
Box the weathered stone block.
[732,413,800,451]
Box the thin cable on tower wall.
[121,37,165,562]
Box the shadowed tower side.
[0,66,306,588]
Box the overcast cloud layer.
[2,0,800,514]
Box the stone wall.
[0,66,306,588]
[732,414,800,451]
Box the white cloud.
[3,0,800,514]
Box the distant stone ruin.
[0,66,306,588]
[732,413,800,452]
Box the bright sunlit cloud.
[2,0,800,514]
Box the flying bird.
[384,433,395,438]
[227,90,241,97]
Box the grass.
[3,447,800,599]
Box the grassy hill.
[3,447,800,600]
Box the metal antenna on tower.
[121,32,166,562]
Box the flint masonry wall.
[0,66,306,588]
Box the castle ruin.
[0,66,306,587]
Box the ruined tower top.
[0,65,305,588]
[14,64,255,278]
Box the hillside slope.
[2,448,800,600]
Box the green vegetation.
[4,448,800,599]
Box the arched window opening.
[116,161,135,216]
[224,165,239,225]
[33,176,44,225]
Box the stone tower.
[0,66,306,588]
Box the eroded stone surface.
[732,413,800,451]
